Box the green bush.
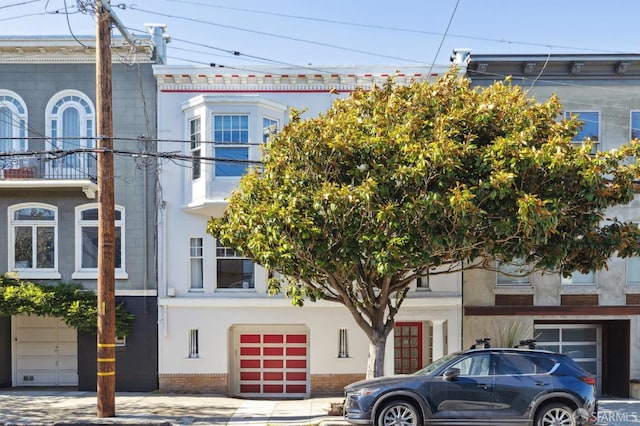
[0,273,133,336]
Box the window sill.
[494,286,534,295]
[560,285,600,295]
[12,271,61,280]
[72,271,129,280]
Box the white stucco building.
[154,61,467,397]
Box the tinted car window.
[495,353,555,375]
[449,353,491,376]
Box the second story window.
[190,237,204,291]
[74,204,125,279]
[497,258,531,286]
[263,117,278,143]
[216,239,254,290]
[189,117,201,180]
[10,204,57,274]
[562,271,595,286]
[565,111,599,154]
[0,91,28,170]
[46,90,95,178]
[213,114,249,177]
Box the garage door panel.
[57,342,77,356]
[17,357,58,370]
[58,328,77,341]
[19,329,58,342]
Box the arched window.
[46,90,95,178]
[0,90,28,169]
[9,203,59,278]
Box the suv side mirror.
[443,367,460,381]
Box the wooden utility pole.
[96,0,116,417]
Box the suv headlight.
[348,387,380,397]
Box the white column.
[431,320,446,360]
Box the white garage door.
[14,315,78,386]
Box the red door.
[237,328,308,397]
[394,322,423,374]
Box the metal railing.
[0,153,97,182]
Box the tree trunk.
[366,331,388,379]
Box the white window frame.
[0,90,28,170]
[215,239,255,291]
[188,328,200,359]
[213,113,250,177]
[72,203,127,279]
[561,270,595,286]
[189,117,202,180]
[262,116,279,143]
[189,237,204,291]
[564,110,600,154]
[627,256,640,286]
[8,203,60,279]
[497,258,532,286]
[45,90,95,177]
[338,328,349,358]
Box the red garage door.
[236,327,309,398]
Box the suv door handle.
[477,384,491,390]
[535,381,549,386]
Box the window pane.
[81,208,99,221]
[628,257,640,284]
[534,328,559,342]
[217,259,254,289]
[215,147,248,176]
[14,226,32,268]
[82,226,98,268]
[36,226,55,268]
[191,259,203,289]
[632,111,640,140]
[566,111,599,142]
[15,207,54,221]
[115,227,121,269]
[563,328,597,342]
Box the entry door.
[394,322,423,374]
[232,325,309,398]
[13,315,78,386]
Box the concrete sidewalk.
[3,390,640,426]
[0,390,348,426]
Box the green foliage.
[0,274,133,336]
[208,68,640,375]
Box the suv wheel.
[536,402,576,426]
[377,400,421,426]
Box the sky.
[1,0,640,71]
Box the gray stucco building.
[464,53,640,398]
[0,27,166,391]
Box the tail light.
[580,376,596,386]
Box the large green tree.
[208,70,640,378]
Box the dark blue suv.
[344,348,597,426]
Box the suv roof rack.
[513,339,537,349]
[469,337,491,349]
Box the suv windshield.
[413,352,458,375]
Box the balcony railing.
[0,153,97,182]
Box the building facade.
[464,53,640,398]
[154,64,465,397]
[0,27,166,391]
